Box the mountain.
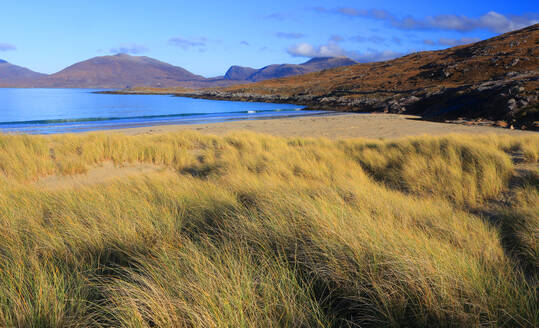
[223,57,358,82]
[224,66,258,81]
[177,24,538,129]
[0,60,46,86]
[34,53,206,88]
[0,54,357,88]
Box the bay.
[0,88,325,134]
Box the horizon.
[0,52,358,78]
[0,1,538,77]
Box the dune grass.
[0,132,537,327]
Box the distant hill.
[224,57,358,82]
[0,60,46,86]
[0,54,357,88]
[224,66,259,81]
[34,54,207,88]
[171,24,538,129]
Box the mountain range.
[224,57,358,82]
[142,24,538,130]
[0,55,357,89]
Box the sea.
[0,88,327,134]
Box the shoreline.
[105,113,536,139]
[98,89,539,131]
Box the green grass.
[0,132,537,327]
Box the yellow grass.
[0,132,537,327]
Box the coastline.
[98,88,539,131]
[106,113,536,139]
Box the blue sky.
[0,0,537,77]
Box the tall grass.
[0,132,537,327]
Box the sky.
[0,0,537,77]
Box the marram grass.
[0,132,537,327]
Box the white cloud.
[478,11,538,33]
[316,7,539,33]
[287,42,344,58]
[422,15,477,31]
[398,12,538,33]
[287,42,405,63]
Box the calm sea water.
[0,88,326,134]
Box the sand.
[110,113,536,139]
[35,161,166,190]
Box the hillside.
[172,24,538,129]
[0,60,46,86]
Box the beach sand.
[110,113,536,139]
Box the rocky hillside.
[181,24,538,130]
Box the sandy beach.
[110,113,536,139]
